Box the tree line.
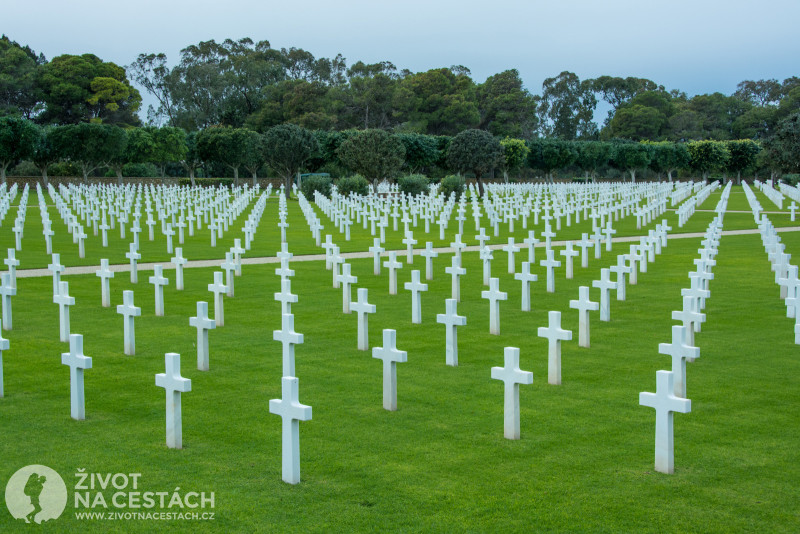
[2,34,799,142]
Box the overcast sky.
[6,0,799,109]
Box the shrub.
[397,174,430,196]
[782,174,800,187]
[9,160,39,176]
[123,162,159,177]
[178,178,233,187]
[300,174,332,199]
[440,175,465,197]
[336,175,369,197]
[47,161,79,177]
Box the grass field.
[0,184,797,533]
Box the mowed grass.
[0,185,797,532]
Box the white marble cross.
[221,252,236,297]
[523,231,539,263]
[403,231,417,264]
[164,223,175,254]
[116,290,141,355]
[481,277,508,335]
[337,263,358,313]
[171,248,187,290]
[404,269,428,324]
[445,254,466,302]
[96,259,114,307]
[436,298,467,366]
[4,249,19,289]
[269,376,312,484]
[48,253,64,296]
[126,243,141,283]
[537,310,573,385]
[609,254,632,301]
[450,234,467,265]
[383,252,403,295]
[475,227,490,249]
[421,242,438,280]
[330,248,344,289]
[480,246,493,285]
[274,313,303,376]
[503,238,520,274]
[231,239,245,276]
[576,233,592,268]
[190,301,216,371]
[53,280,74,341]
[0,273,16,331]
[208,272,227,327]
[274,278,298,316]
[372,329,407,411]
[592,268,614,322]
[369,238,384,275]
[514,261,538,312]
[155,352,192,449]
[560,242,579,279]
[671,296,705,347]
[491,347,533,440]
[540,248,561,293]
[350,288,376,351]
[61,333,92,420]
[659,324,699,398]
[639,370,691,474]
[569,286,599,348]
[149,265,169,316]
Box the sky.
[6,0,800,119]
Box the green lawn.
[0,184,798,532]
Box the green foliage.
[527,138,577,177]
[725,139,761,178]
[8,160,38,176]
[395,133,440,173]
[48,122,127,181]
[612,142,652,181]
[499,137,530,179]
[300,174,331,199]
[335,175,369,197]
[337,129,405,184]
[0,35,44,118]
[446,129,503,192]
[393,67,479,135]
[574,141,613,178]
[178,177,233,187]
[764,112,800,174]
[476,69,538,139]
[38,53,141,125]
[263,123,319,197]
[397,174,430,196]
[196,127,253,184]
[645,141,690,179]
[607,104,666,141]
[439,174,465,197]
[123,162,159,177]
[0,115,39,181]
[538,71,597,139]
[687,140,731,179]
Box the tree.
[262,124,319,199]
[499,137,530,182]
[527,139,577,181]
[734,79,782,107]
[395,133,440,174]
[181,131,202,185]
[105,127,131,184]
[687,140,730,180]
[446,129,502,194]
[337,129,405,186]
[612,142,651,182]
[574,141,613,181]
[646,142,690,181]
[725,139,760,183]
[31,125,61,185]
[38,54,141,125]
[0,116,38,183]
[241,129,264,186]
[127,53,177,126]
[763,112,800,175]
[590,76,662,117]
[196,127,250,185]
[150,127,187,183]
[607,105,665,141]
[393,67,479,135]
[49,123,127,182]
[0,35,45,118]
[537,71,597,140]
[476,69,538,139]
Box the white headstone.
[61,333,92,420]
[481,277,508,335]
[269,376,312,484]
[155,352,191,449]
[274,313,303,377]
[190,301,216,371]
[96,259,114,307]
[491,347,533,440]
[569,286,599,348]
[148,265,169,316]
[537,310,572,385]
[372,329,407,411]
[436,298,466,366]
[116,290,141,355]
[350,288,376,351]
[208,272,227,327]
[404,270,428,324]
[639,370,691,474]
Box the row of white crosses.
[639,182,731,474]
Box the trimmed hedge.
[336,175,369,197]
[440,175,465,197]
[397,174,430,196]
[300,174,332,199]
